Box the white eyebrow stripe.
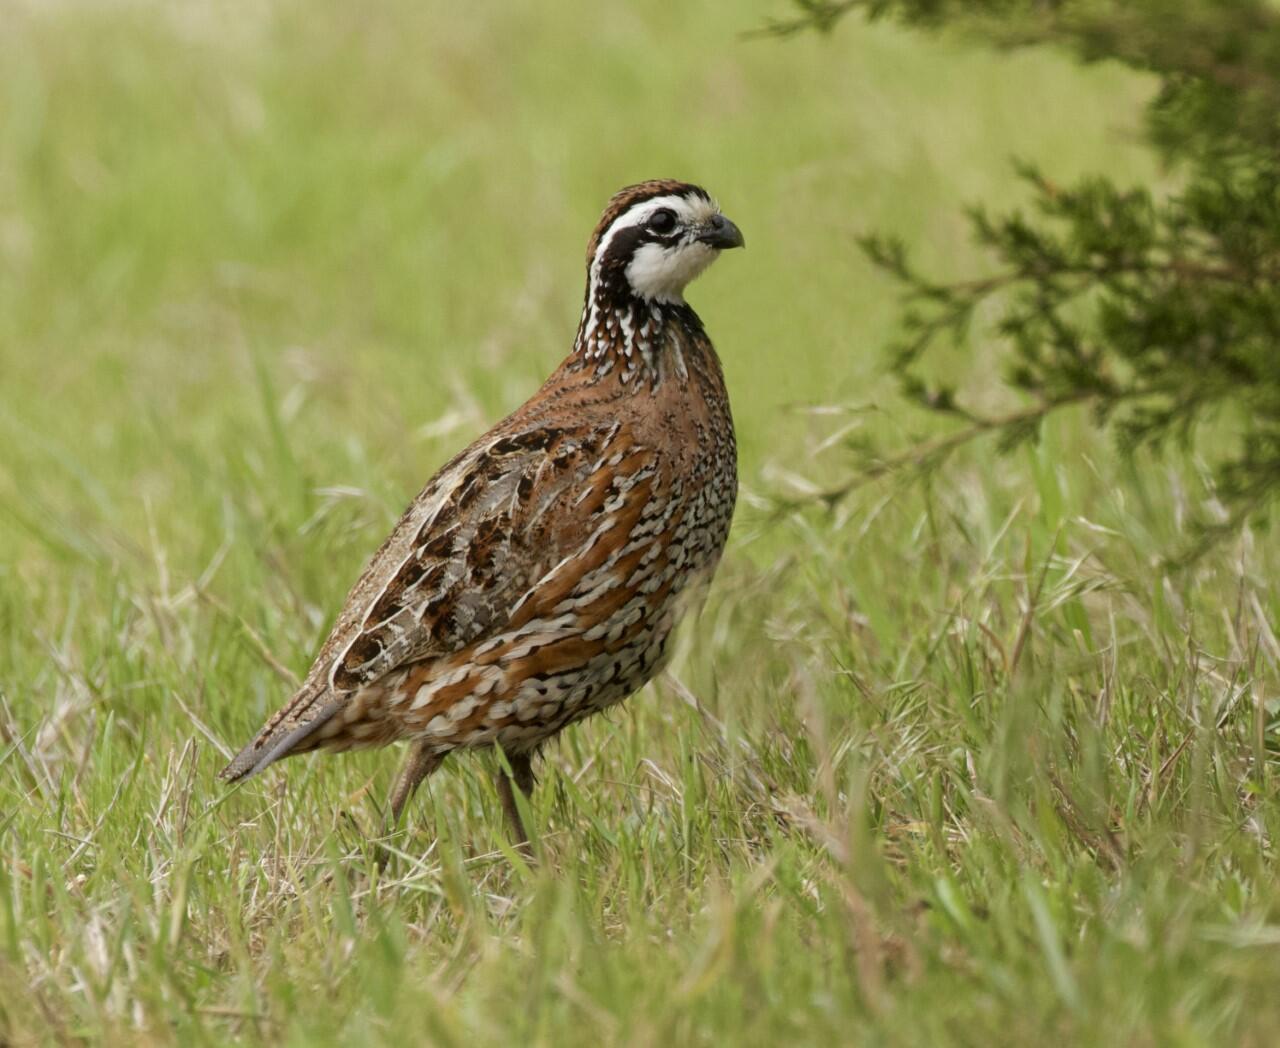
[590,195,719,270]
[589,195,691,271]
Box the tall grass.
[2,1,1276,1044]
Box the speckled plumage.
[221,180,742,846]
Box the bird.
[220,179,744,851]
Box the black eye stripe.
[599,225,647,270]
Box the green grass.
[2,1,1279,1044]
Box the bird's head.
[585,180,744,306]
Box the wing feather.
[220,416,648,779]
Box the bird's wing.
[220,415,660,781]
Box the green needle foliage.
[773,0,1280,551]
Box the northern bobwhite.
[221,180,743,848]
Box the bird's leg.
[385,739,441,828]
[494,749,537,855]
[389,740,441,824]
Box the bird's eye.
[648,208,677,234]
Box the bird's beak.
[697,213,745,250]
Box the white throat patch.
[590,193,723,304]
[625,240,718,303]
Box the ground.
[2,1,1278,1044]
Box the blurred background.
[0,0,1154,536]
